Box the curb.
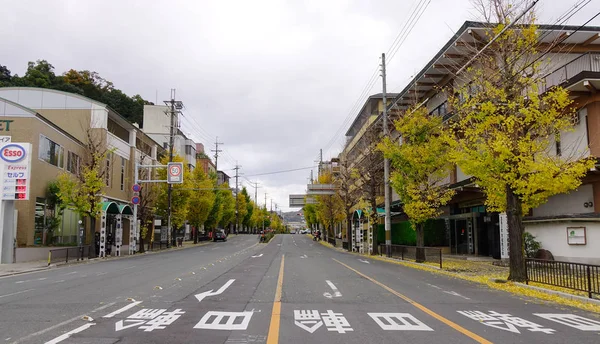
[0,267,50,278]
[516,283,600,306]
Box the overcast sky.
[1,0,598,212]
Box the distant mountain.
[282,211,304,223]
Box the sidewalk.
[0,236,233,278]
[0,260,50,277]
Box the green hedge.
[376,219,447,246]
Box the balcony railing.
[542,52,600,93]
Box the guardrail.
[525,258,600,299]
[47,246,91,266]
[378,244,442,269]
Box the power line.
[245,165,318,177]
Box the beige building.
[0,87,162,262]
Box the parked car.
[300,229,309,234]
[290,230,296,234]
[214,229,227,242]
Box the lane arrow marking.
[195,279,235,303]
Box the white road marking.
[326,280,342,298]
[251,254,263,258]
[369,313,434,331]
[103,301,143,318]
[534,314,600,331]
[64,271,78,275]
[11,302,115,344]
[195,279,235,303]
[194,311,253,330]
[0,289,34,299]
[96,272,107,276]
[53,280,65,284]
[122,266,136,270]
[358,259,370,264]
[300,254,307,259]
[426,283,442,290]
[15,277,46,284]
[442,291,470,300]
[44,323,96,344]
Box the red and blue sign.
[132,184,141,192]
[0,144,26,163]
[131,196,140,205]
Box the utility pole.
[164,89,183,249]
[263,193,267,232]
[381,53,392,256]
[212,137,223,171]
[249,181,260,234]
[310,170,313,184]
[270,199,273,213]
[234,163,241,235]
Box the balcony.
[542,52,600,93]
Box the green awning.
[101,201,120,214]
[119,204,133,215]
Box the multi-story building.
[196,143,216,176]
[141,104,197,170]
[368,21,600,263]
[0,87,162,262]
[217,170,230,186]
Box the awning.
[119,204,133,215]
[101,201,120,214]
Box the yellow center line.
[266,254,285,344]
[332,258,493,344]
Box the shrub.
[524,232,541,258]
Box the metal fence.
[378,244,442,269]
[47,246,91,266]
[526,258,600,299]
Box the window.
[67,151,80,174]
[163,142,168,150]
[39,135,64,168]
[120,157,126,191]
[105,152,113,187]
[185,145,192,155]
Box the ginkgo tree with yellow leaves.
[156,155,192,244]
[379,106,455,262]
[188,167,216,243]
[448,1,594,281]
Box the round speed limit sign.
[169,165,181,177]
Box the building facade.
[377,21,600,263]
[0,87,161,262]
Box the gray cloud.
[1,0,598,211]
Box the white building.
[142,105,197,170]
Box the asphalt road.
[1,234,599,344]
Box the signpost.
[167,162,183,184]
[0,143,31,263]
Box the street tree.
[353,123,385,249]
[219,186,236,231]
[188,167,216,243]
[235,189,249,233]
[448,0,594,281]
[241,188,253,232]
[380,106,455,262]
[334,155,359,250]
[156,155,192,243]
[135,154,159,253]
[303,203,318,231]
[315,172,344,240]
[56,127,112,258]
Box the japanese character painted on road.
[534,314,600,331]
[194,311,253,330]
[458,311,555,334]
[293,310,353,334]
[115,308,186,332]
[294,310,323,334]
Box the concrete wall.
[526,221,600,264]
[532,184,594,217]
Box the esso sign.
[0,144,26,163]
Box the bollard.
[48,251,51,266]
